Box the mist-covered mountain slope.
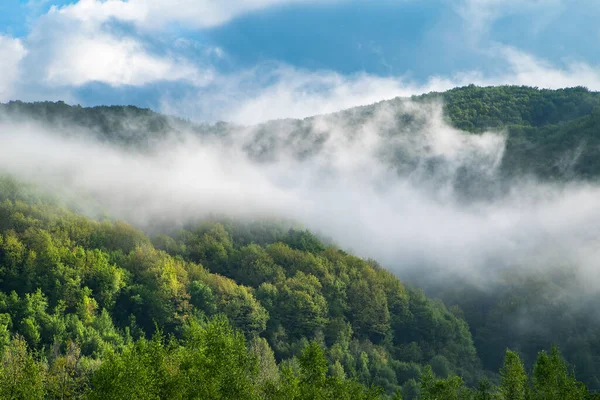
[0,100,198,148]
[4,85,600,182]
[0,177,596,399]
[3,86,600,398]
[0,178,471,398]
[417,85,600,179]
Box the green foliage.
[177,316,259,399]
[1,181,593,398]
[0,336,46,399]
[88,333,173,400]
[0,177,472,397]
[532,345,587,400]
[500,350,527,400]
[418,365,472,400]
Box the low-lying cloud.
[159,48,600,124]
[2,99,600,292]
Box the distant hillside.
[3,85,600,181]
[417,85,600,179]
[418,85,600,131]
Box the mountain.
[4,85,600,181]
[0,177,481,399]
[1,86,600,398]
[417,85,600,180]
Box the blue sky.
[0,0,599,123]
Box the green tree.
[532,345,587,400]
[419,365,467,400]
[0,336,46,400]
[88,333,173,400]
[178,316,259,399]
[500,350,528,400]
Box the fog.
[1,99,600,290]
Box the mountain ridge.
[4,85,600,182]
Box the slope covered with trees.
[4,85,600,182]
[3,86,600,398]
[415,85,600,179]
[0,178,597,398]
[0,177,477,398]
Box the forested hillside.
[2,85,600,398]
[0,177,476,398]
[0,178,596,399]
[416,85,600,179]
[5,85,600,181]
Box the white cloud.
[0,36,27,102]
[51,0,336,30]
[17,1,212,88]
[160,47,600,124]
[493,47,600,89]
[160,65,472,124]
[41,33,208,87]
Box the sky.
[1,0,600,124]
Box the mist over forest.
[1,86,600,399]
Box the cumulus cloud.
[0,36,27,102]
[20,4,211,88]
[37,34,208,87]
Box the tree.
[0,336,46,400]
[299,341,328,393]
[500,350,528,400]
[88,332,174,400]
[178,316,259,400]
[532,345,587,400]
[475,378,493,400]
[250,336,279,388]
[419,365,467,400]
[47,341,87,400]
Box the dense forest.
[0,177,595,399]
[2,85,600,398]
[416,85,600,180]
